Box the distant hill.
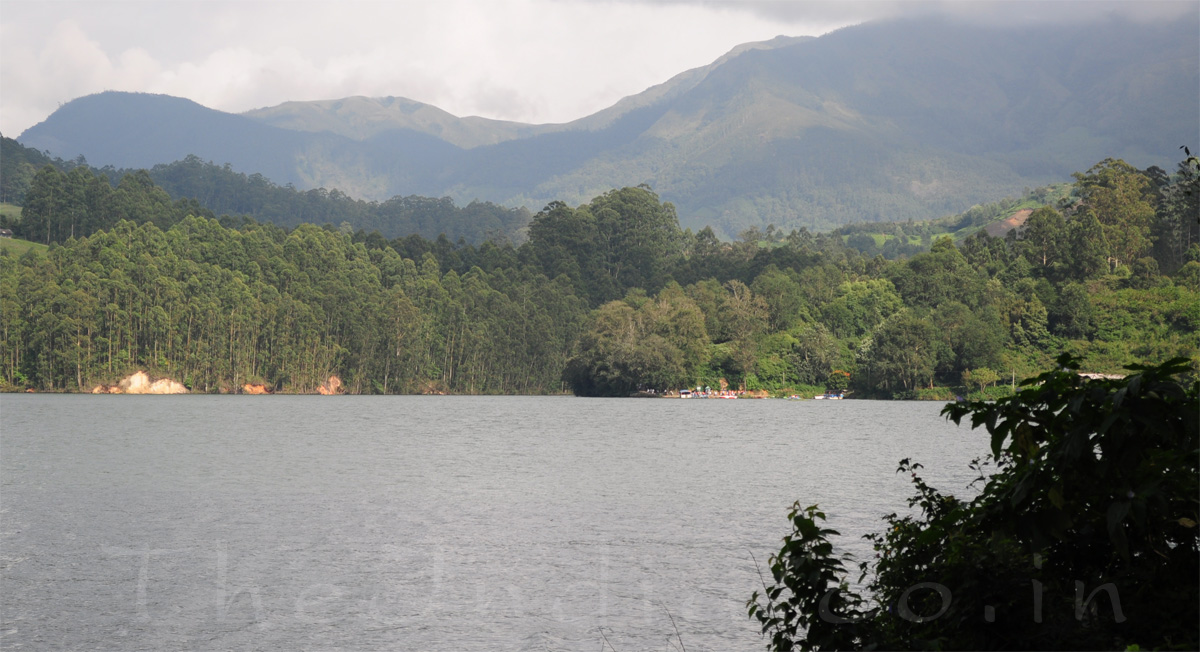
[243,96,546,149]
[18,14,1198,237]
[18,92,313,187]
[240,35,814,148]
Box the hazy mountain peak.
[17,14,1198,236]
[243,95,543,148]
[239,33,814,147]
[565,34,814,132]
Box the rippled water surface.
[1,395,989,651]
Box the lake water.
[1,395,989,651]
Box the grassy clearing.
[0,203,50,256]
[0,203,21,223]
[0,237,47,257]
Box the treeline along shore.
[1,149,1197,396]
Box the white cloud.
[2,0,844,135]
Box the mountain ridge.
[17,14,1199,236]
[239,34,812,148]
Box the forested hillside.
[1,134,58,204]
[831,184,1075,259]
[0,138,531,244]
[1,153,1195,395]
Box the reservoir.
[1,395,988,651]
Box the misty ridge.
[15,11,1200,238]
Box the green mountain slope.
[17,14,1198,237]
[516,15,1197,234]
[243,95,546,148]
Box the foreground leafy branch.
[750,354,1199,650]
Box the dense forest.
[0,147,1196,396]
[0,138,530,244]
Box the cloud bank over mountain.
[7,1,1192,139]
[0,0,847,136]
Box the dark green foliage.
[17,164,208,244]
[859,310,942,393]
[0,135,56,205]
[789,325,841,387]
[889,238,981,309]
[1152,152,1200,273]
[148,155,533,243]
[748,504,872,651]
[1012,206,1069,278]
[1,153,1197,397]
[932,301,1005,380]
[0,139,530,245]
[959,230,1012,276]
[752,266,809,332]
[837,186,1073,262]
[823,369,850,394]
[821,279,903,339]
[1066,213,1109,280]
[588,186,683,294]
[1048,283,1095,339]
[527,201,610,304]
[0,216,587,393]
[562,284,709,396]
[750,356,1199,650]
[1071,159,1157,271]
[528,186,683,306]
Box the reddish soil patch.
[984,209,1033,238]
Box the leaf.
[1107,501,1131,535]
[1011,473,1033,506]
[989,422,1008,458]
[1179,517,1198,528]
[1048,486,1065,509]
[1096,418,1127,450]
[1126,374,1143,397]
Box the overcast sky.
[0,1,1191,137]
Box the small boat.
[814,393,845,400]
[679,389,692,399]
